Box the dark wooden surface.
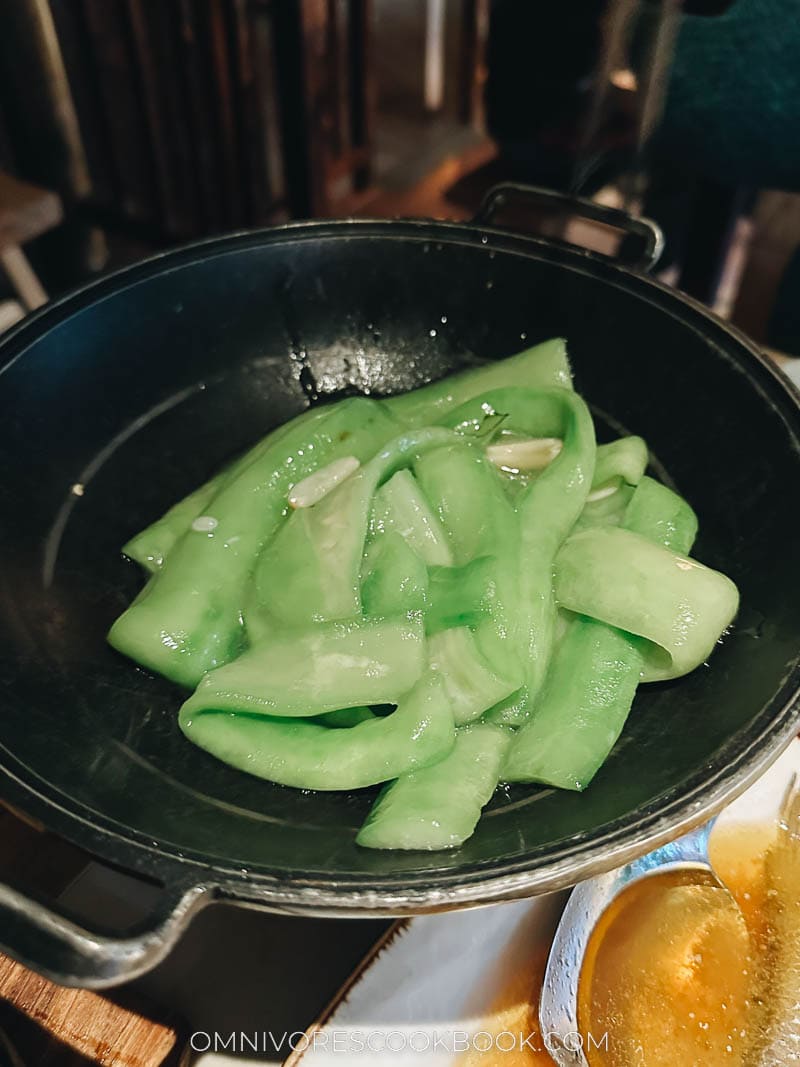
[0,172,62,252]
[1,0,377,243]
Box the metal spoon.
[539,819,740,1066]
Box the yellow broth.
[462,819,800,1065]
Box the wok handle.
[473,183,664,274]
[0,877,210,990]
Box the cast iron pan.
[0,185,799,988]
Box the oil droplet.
[192,515,218,532]
[429,329,437,337]
[520,331,528,341]
[440,315,448,324]
[486,280,494,290]
[480,234,488,244]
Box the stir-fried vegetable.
[110,339,739,850]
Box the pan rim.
[1,216,799,912]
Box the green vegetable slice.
[252,427,457,629]
[414,438,523,692]
[122,405,324,572]
[370,470,452,566]
[109,397,401,686]
[592,436,648,489]
[383,338,573,427]
[361,532,429,619]
[126,338,570,572]
[504,477,713,789]
[108,340,741,849]
[428,626,519,726]
[445,388,596,724]
[357,723,512,850]
[554,525,738,682]
[179,670,455,791]
[180,616,424,719]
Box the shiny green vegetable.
[592,436,648,490]
[122,406,322,572]
[110,339,740,849]
[429,626,519,726]
[109,397,402,686]
[414,438,523,691]
[361,532,429,618]
[125,338,570,572]
[370,470,452,566]
[446,387,596,724]
[383,337,572,427]
[251,427,455,630]
[504,477,707,789]
[180,671,454,791]
[554,526,738,681]
[357,723,512,850]
[181,616,425,718]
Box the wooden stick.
[0,953,188,1066]
[0,246,48,310]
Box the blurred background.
[0,0,799,355]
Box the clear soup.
[464,809,800,1066]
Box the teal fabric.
[644,0,800,354]
[656,0,800,189]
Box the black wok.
[0,185,798,988]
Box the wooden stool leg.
[0,245,48,310]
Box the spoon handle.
[625,819,714,877]
[539,820,716,1066]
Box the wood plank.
[49,0,117,209]
[249,3,288,215]
[80,0,157,223]
[0,97,15,173]
[0,245,48,309]
[0,954,187,1066]
[206,0,243,228]
[299,0,332,214]
[176,0,223,231]
[125,0,185,236]
[228,0,267,222]
[0,0,90,201]
[146,3,203,236]
[0,171,62,250]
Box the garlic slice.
[487,437,563,472]
[586,483,620,503]
[288,456,361,508]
